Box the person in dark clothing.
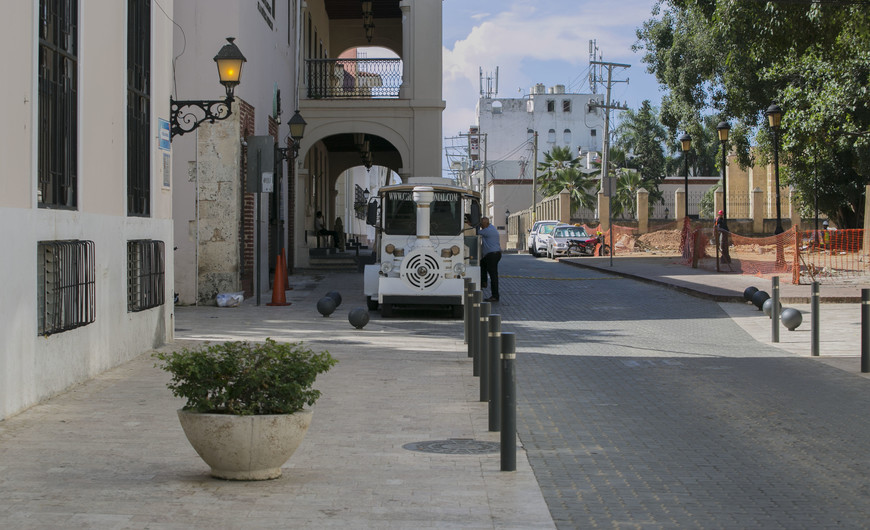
[478,216,502,302]
[715,210,731,263]
[315,211,339,248]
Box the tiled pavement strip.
[1,252,868,528]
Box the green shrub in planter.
[153,339,337,416]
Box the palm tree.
[537,146,596,213]
[550,167,597,212]
[612,168,664,219]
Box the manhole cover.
[403,438,500,454]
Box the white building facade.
[1,0,176,420]
[474,84,606,221]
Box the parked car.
[545,224,602,259]
[528,220,559,257]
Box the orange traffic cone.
[267,253,291,306]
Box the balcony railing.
[306,58,402,99]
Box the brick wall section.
[239,101,255,297]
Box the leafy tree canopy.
[635,0,870,226]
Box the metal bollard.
[500,332,516,472]
[488,314,502,432]
[470,290,481,362]
[771,276,780,343]
[811,282,820,357]
[478,302,490,393]
[862,289,869,373]
[464,278,473,345]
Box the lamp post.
[680,133,692,218]
[716,121,731,263]
[170,38,247,139]
[767,104,784,235]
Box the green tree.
[614,100,668,181]
[613,168,664,220]
[536,146,597,212]
[635,1,870,227]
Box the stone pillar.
[751,187,764,234]
[598,192,610,231]
[714,188,724,217]
[559,188,571,224]
[637,188,649,234]
[675,189,686,220]
[196,101,243,304]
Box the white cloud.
[441,0,659,172]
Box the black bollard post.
[811,282,820,357]
[500,332,516,472]
[772,276,780,343]
[464,278,472,345]
[478,302,490,398]
[471,291,481,373]
[862,289,869,373]
[488,314,502,432]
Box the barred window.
[37,240,95,336]
[127,240,165,312]
[128,0,151,216]
[546,100,555,112]
[562,100,571,113]
[38,0,78,209]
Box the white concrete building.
[1,1,175,420]
[473,84,606,221]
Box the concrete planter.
[177,409,313,480]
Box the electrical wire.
[154,0,186,98]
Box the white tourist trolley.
[363,177,481,318]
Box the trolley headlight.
[453,262,466,275]
[385,243,395,254]
[450,245,461,256]
[380,261,394,274]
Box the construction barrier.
[793,229,868,285]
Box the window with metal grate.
[37,240,95,336]
[127,240,165,312]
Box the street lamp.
[716,120,731,263]
[716,121,731,224]
[680,133,692,218]
[767,103,784,234]
[170,38,247,139]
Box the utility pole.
[532,132,538,222]
[588,61,629,194]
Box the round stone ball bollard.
[751,290,770,311]
[326,291,342,307]
[348,307,370,329]
[781,308,803,331]
[762,298,782,318]
[316,296,336,317]
[744,286,759,302]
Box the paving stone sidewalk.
[0,272,553,529]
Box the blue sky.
[441,0,664,146]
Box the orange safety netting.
[581,223,643,254]
[793,229,869,285]
[679,219,795,279]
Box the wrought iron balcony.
[306,58,403,99]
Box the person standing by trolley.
[478,216,501,302]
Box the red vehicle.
[566,232,610,257]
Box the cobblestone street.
[496,253,870,528]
